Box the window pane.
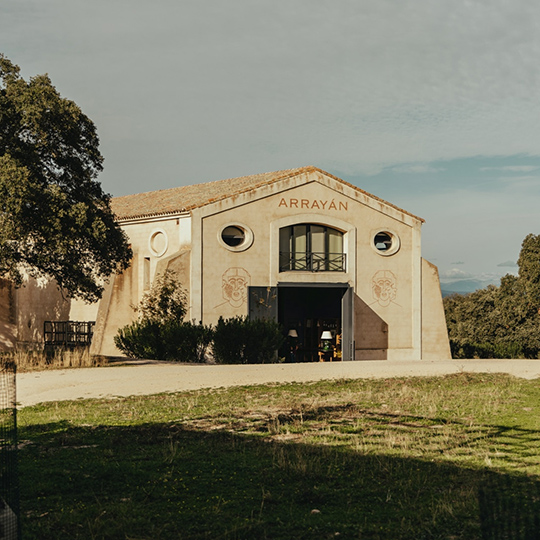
[222,226,245,247]
[279,227,291,254]
[279,227,291,270]
[328,228,343,253]
[278,224,344,272]
[374,232,392,252]
[292,225,307,270]
[311,225,325,253]
[293,225,307,253]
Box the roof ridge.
[110,166,423,223]
[113,166,314,201]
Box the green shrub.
[114,272,283,363]
[212,316,284,364]
[449,340,529,359]
[114,319,165,360]
[115,320,213,362]
[137,271,187,323]
[161,321,214,362]
[114,271,211,362]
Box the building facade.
[0,166,451,360]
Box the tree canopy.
[444,234,540,358]
[0,54,131,302]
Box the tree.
[114,271,214,362]
[517,233,540,310]
[135,270,188,324]
[0,54,131,302]
[443,233,540,358]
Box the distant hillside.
[441,278,499,297]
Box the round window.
[372,231,400,256]
[219,223,254,252]
[221,226,245,247]
[148,229,168,257]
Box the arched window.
[279,224,345,272]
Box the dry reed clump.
[2,347,106,371]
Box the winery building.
[0,166,451,360]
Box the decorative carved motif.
[222,267,251,308]
[371,270,398,307]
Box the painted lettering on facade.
[278,198,348,211]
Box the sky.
[2,0,540,292]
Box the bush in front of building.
[114,270,211,362]
[212,316,285,364]
[115,317,283,363]
[161,321,214,363]
[114,319,214,362]
[114,272,284,363]
[114,319,167,360]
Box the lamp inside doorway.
[320,330,333,352]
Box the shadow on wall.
[354,295,388,360]
[156,249,191,311]
[14,277,70,346]
[90,262,138,357]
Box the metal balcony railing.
[44,321,95,347]
[279,252,346,272]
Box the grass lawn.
[17,372,540,539]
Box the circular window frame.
[148,229,169,257]
[371,230,400,256]
[218,223,254,252]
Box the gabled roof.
[111,166,423,222]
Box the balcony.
[44,321,95,347]
[279,252,346,272]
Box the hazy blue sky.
[2,0,540,290]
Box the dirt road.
[16,358,540,408]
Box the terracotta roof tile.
[111,167,308,220]
[111,166,423,222]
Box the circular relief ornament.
[372,230,400,256]
[149,229,168,257]
[219,223,254,252]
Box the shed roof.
[110,166,423,222]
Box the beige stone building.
[0,166,450,360]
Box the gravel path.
[16,359,540,407]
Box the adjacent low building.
[0,166,451,360]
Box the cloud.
[497,260,518,267]
[450,261,464,265]
[439,268,472,280]
[439,269,505,289]
[498,175,540,183]
[390,164,445,174]
[5,0,540,190]
[481,166,539,172]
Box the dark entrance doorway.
[278,285,348,362]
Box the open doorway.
[278,285,348,362]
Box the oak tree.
[444,233,540,358]
[0,55,131,302]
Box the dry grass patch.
[17,372,540,539]
[2,348,106,371]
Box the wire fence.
[0,361,19,540]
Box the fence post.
[0,361,19,539]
